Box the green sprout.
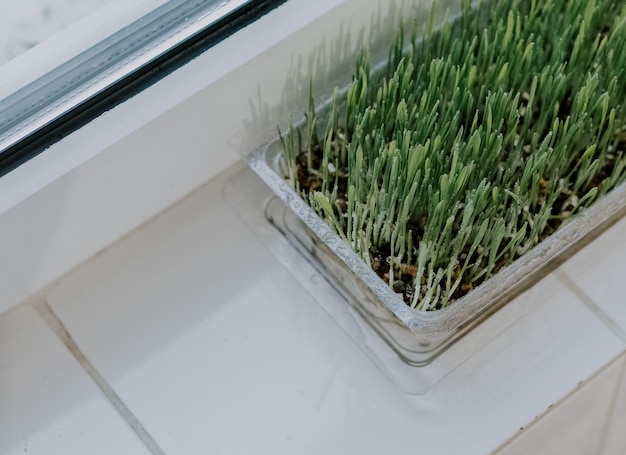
[279,0,626,311]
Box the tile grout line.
[557,269,626,345]
[489,353,626,454]
[597,354,626,455]
[31,299,167,455]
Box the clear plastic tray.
[237,0,626,392]
[225,161,529,394]
[246,139,626,378]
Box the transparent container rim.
[246,138,626,339]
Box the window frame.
[0,0,287,177]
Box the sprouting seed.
[279,0,626,310]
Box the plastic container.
[244,139,626,394]
[236,0,626,393]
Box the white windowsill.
[1,0,625,453]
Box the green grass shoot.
[279,0,626,310]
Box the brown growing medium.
[294,123,625,307]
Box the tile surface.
[495,356,624,455]
[0,305,151,455]
[602,354,626,455]
[48,165,626,455]
[560,216,626,339]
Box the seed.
[393,281,406,293]
[399,263,418,278]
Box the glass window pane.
[0,0,112,66]
[0,0,265,176]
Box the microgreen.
[280,0,626,310]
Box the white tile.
[0,305,151,455]
[48,165,626,455]
[418,274,625,454]
[560,216,626,338]
[602,354,626,455]
[495,356,624,455]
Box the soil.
[292,126,626,309]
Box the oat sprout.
[280,0,626,310]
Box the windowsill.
[1,159,624,454]
[1,0,625,453]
